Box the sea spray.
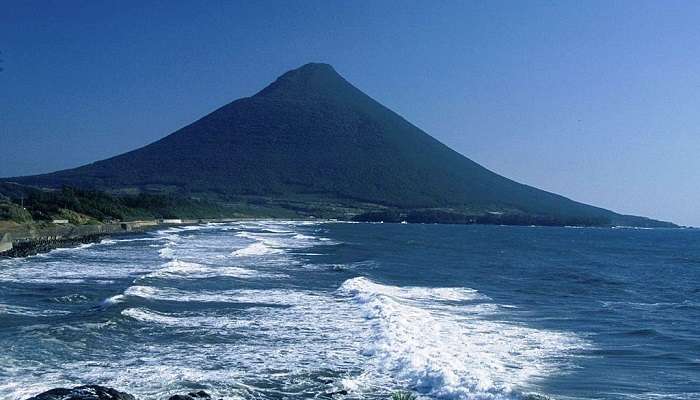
[338,277,588,399]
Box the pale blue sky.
[1,1,698,226]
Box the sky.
[1,1,698,226]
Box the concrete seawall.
[6,223,133,243]
[0,233,12,253]
[0,223,141,258]
[0,219,235,257]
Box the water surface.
[0,222,698,400]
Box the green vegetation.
[0,182,379,227]
[0,202,33,223]
[0,181,674,228]
[0,183,234,225]
[391,391,417,400]
[352,208,612,227]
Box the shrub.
[391,391,417,400]
[0,202,33,223]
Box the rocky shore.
[23,385,355,400]
[0,219,213,259]
[0,233,109,258]
[21,385,547,400]
[25,385,217,400]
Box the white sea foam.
[0,285,363,399]
[50,242,99,253]
[142,260,285,280]
[122,307,248,330]
[101,294,126,306]
[0,245,163,284]
[148,260,208,276]
[341,277,487,303]
[292,233,316,240]
[600,300,698,310]
[123,285,319,305]
[231,241,283,257]
[0,221,344,400]
[158,246,175,259]
[50,294,89,303]
[234,224,336,252]
[113,236,168,243]
[155,230,183,260]
[338,277,588,399]
[1,220,593,400]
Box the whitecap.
[123,285,319,305]
[122,307,247,330]
[101,294,126,306]
[338,277,588,399]
[158,247,175,259]
[50,242,98,253]
[231,241,283,257]
[142,260,284,280]
[340,276,486,303]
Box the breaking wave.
[338,277,588,399]
[0,220,611,400]
[141,260,285,280]
[231,241,283,257]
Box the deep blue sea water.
[0,221,698,400]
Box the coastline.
[0,218,243,259]
[1,217,688,259]
[4,221,698,400]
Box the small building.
[52,219,69,224]
[160,219,183,224]
[129,220,159,228]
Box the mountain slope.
[5,63,673,227]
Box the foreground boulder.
[25,385,135,400]
[167,391,211,400]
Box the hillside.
[4,63,674,227]
[0,183,234,225]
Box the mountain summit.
[6,63,672,227]
[256,63,353,98]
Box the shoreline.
[1,233,112,258]
[0,218,245,259]
[25,384,359,400]
[2,217,690,260]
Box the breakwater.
[0,219,207,258]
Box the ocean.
[0,221,698,400]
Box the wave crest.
[338,277,587,399]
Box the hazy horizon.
[1,1,698,226]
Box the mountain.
[4,63,674,227]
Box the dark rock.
[328,389,348,396]
[167,392,211,400]
[523,395,550,400]
[2,234,108,258]
[25,385,135,400]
